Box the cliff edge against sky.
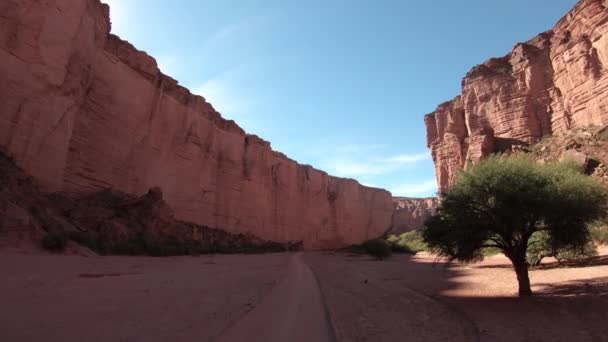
[0,0,395,249]
[425,0,608,192]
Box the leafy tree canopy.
[423,155,608,296]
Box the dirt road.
[216,253,334,342]
[0,251,334,342]
[2,248,607,341]
[306,250,608,342]
[0,252,289,342]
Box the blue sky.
[103,0,577,197]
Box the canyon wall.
[390,197,437,235]
[0,0,393,249]
[425,0,608,192]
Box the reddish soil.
[306,247,608,342]
[0,252,288,342]
[217,253,333,342]
[1,248,607,341]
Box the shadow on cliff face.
[0,149,300,255]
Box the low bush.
[527,231,597,266]
[342,239,393,260]
[387,230,427,254]
[41,232,68,252]
[388,242,415,254]
[67,231,104,252]
[590,221,608,245]
[65,231,287,256]
[361,239,392,260]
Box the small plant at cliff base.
[422,155,608,297]
[361,239,393,260]
[41,231,69,252]
[387,231,427,254]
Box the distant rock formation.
[390,197,437,235]
[0,0,393,249]
[425,0,608,192]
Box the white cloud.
[190,66,261,133]
[334,143,388,154]
[191,68,241,116]
[390,180,438,197]
[324,152,431,178]
[325,159,387,177]
[207,23,241,46]
[380,153,429,164]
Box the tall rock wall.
[0,0,393,249]
[425,0,608,192]
[390,197,437,235]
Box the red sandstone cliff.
[425,0,608,192]
[390,197,437,234]
[0,0,393,249]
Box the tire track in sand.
[215,253,335,342]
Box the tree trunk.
[513,259,532,297]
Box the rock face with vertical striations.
[390,197,437,235]
[425,0,608,192]
[0,0,393,249]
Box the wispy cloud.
[325,159,387,177]
[190,66,261,132]
[380,153,429,164]
[191,70,240,115]
[390,180,437,197]
[324,152,430,178]
[334,143,389,154]
[206,23,242,46]
[156,55,179,77]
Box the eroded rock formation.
[0,0,393,249]
[425,0,608,192]
[390,197,437,234]
[0,150,290,254]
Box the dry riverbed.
[0,251,288,342]
[306,247,608,342]
[1,247,607,342]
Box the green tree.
[423,156,608,296]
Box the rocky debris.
[560,149,588,170]
[390,197,438,234]
[425,0,608,192]
[0,150,295,255]
[528,126,608,186]
[0,0,393,249]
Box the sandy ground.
[2,247,607,342]
[305,247,608,342]
[0,251,288,342]
[217,253,333,342]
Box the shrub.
[387,230,427,254]
[388,242,416,254]
[590,221,608,245]
[423,155,608,296]
[361,239,392,260]
[527,231,596,266]
[67,231,102,252]
[42,232,68,252]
